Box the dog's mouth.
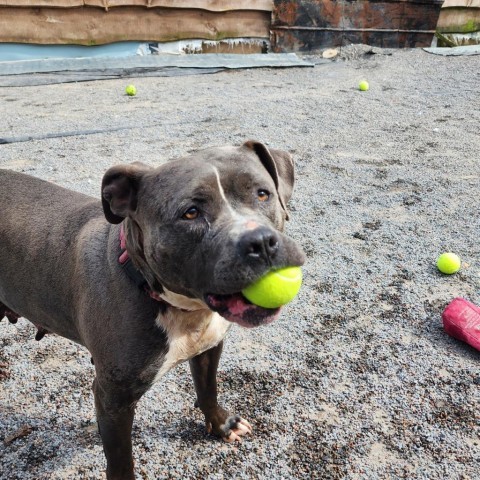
[204,293,281,328]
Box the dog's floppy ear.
[101,162,151,224]
[243,140,295,219]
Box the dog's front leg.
[93,378,137,480]
[189,341,252,443]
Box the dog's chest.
[153,309,231,382]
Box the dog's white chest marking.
[153,291,232,382]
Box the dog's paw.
[220,415,253,443]
[204,408,252,443]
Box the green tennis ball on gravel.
[359,80,369,91]
[436,252,461,274]
[242,266,302,309]
[125,84,137,96]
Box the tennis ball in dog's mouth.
[125,84,137,96]
[359,80,369,91]
[436,252,461,274]
[242,266,302,309]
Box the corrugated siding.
[0,1,272,45]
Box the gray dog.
[0,141,305,479]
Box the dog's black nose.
[238,227,279,263]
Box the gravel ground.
[1,47,479,479]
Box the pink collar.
[119,224,129,265]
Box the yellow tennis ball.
[242,266,302,309]
[359,80,369,91]
[436,252,461,274]
[125,84,137,96]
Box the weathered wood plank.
[0,0,83,5]
[272,29,437,51]
[0,7,271,45]
[97,1,273,11]
[271,0,443,51]
[437,8,480,33]
[0,0,273,11]
[273,0,443,31]
[442,0,480,7]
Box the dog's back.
[0,169,103,342]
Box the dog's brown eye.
[183,207,199,220]
[258,190,270,202]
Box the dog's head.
[101,141,305,328]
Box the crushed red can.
[442,298,480,351]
